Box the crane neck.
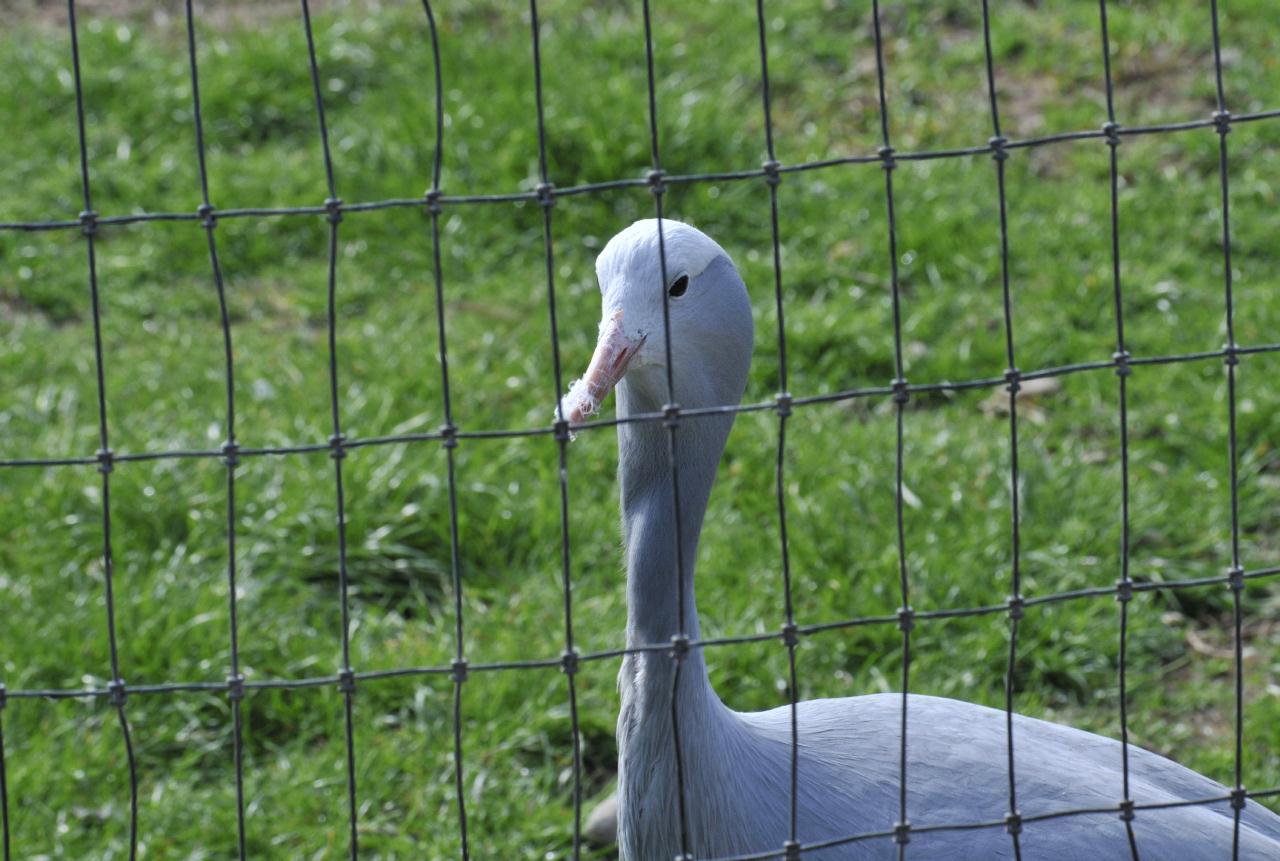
[615,366,738,711]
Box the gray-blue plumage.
[563,219,1280,860]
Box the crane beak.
[558,309,646,426]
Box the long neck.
[616,366,736,706]
[619,418,722,648]
[614,365,747,860]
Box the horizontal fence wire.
[4,557,1280,701]
[4,108,1280,234]
[0,1,1278,860]
[3,344,1280,469]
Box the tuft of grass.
[0,0,1277,857]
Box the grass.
[0,0,1278,857]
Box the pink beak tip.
[556,311,645,435]
[557,378,597,430]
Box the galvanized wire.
[977,2,1024,856]
[181,0,247,855]
[297,1,361,856]
[1206,0,1251,854]
[0,2,1277,859]
[528,1,586,857]
[1095,0,1143,856]
[753,1,801,854]
[636,2,697,856]
[66,0,139,857]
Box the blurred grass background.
[0,0,1278,857]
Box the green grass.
[1,0,1278,858]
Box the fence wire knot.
[108,679,127,707]
[1102,121,1122,147]
[1112,350,1132,377]
[78,209,98,237]
[337,669,356,694]
[780,621,799,648]
[324,197,343,224]
[897,606,915,633]
[96,448,114,475]
[1115,578,1134,603]
[1004,367,1022,395]
[878,146,897,171]
[663,402,681,428]
[1005,811,1023,836]
[220,440,240,468]
[328,434,347,460]
[1118,799,1136,823]
[892,378,910,405]
[775,392,793,418]
[893,820,911,845]
[1213,110,1232,135]
[451,658,469,684]
[1223,343,1240,367]
[440,422,459,449]
[762,159,782,186]
[226,674,246,702]
[670,634,690,659]
[1231,787,1248,811]
[425,188,443,215]
[553,417,572,443]
[782,839,802,861]
[559,650,579,676]
[989,135,1009,161]
[0,683,6,710]
[647,169,666,195]
[1007,594,1025,621]
[197,202,217,229]
[1227,565,1246,592]
[536,182,556,209]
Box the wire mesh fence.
[1,0,1278,859]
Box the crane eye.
[668,274,690,297]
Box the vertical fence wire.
[638,1,695,858]
[977,4,1024,859]
[181,2,248,856]
[752,1,801,856]
[867,1,914,855]
[1095,2,1142,857]
[0,693,8,861]
[413,2,471,857]
[297,1,360,855]
[526,2,586,857]
[1206,2,1247,857]
[65,2,140,858]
